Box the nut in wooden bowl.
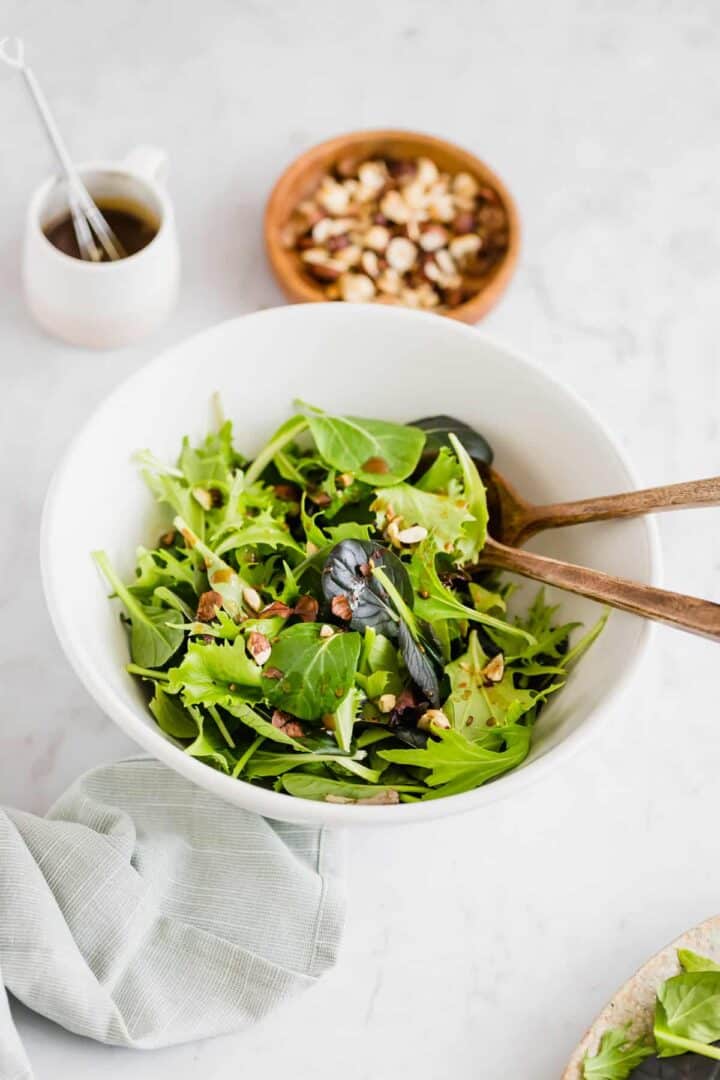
[264,130,520,324]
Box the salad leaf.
[149,685,198,738]
[411,415,494,465]
[298,400,425,486]
[280,773,425,802]
[167,638,262,705]
[372,484,474,558]
[243,414,309,486]
[321,539,412,638]
[448,432,489,561]
[378,723,532,797]
[260,622,362,720]
[582,1026,654,1079]
[443,631,538,736]
[93,550,185,668]
[655,973,720,1058]
[680,953,720,975]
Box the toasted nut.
[361,250,380,278]
[322,712,337,730]
[376,267,402,296]
[482,653,505,683]
[449,234,482,262]
[386,236,418,273]
[416,282,440,309]
[453,171,479,199]
[418,709,451,731]
[312,216,352,243]
[416,156,439,187]
[403,180,430,210]
[247,630,271,665]
[380,189,411,224]
[327,233,351,253]
[242,587,263,613]
[419,224,449,252]
[331,595,353,621]
[259,600,293,618]
[192,486,214,511]
[427,193,455,222]
[295,595,319,623]
[317,177,350,215]
[297,199,324,227]
[396,524,428,544]
[334,243,362,269]
[319,624,335,639]
[358,790,403,807]
[336,472,354,488]
[385,518,403,547]
[339,272,376,303]
[272,709,305,738]
[435,248,457,275]
[453,210,476,234]
[364,224,391,252]
[358,160,387,194]
[378,693,397,714]
[301,247,344,268]
[196,590,223,623]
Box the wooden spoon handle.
[523,476,720,540]
[478,537,720,641]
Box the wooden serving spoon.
[470,536,720,641]
[481,468,720,548]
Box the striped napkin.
[0,758,345,1080]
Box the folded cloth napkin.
[0,758,345,1080]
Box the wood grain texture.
[474,536,720,641]
[263,128,521,324]
[484,468,720,548]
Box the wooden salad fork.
[471,537,720,642]
[481,468,720,548]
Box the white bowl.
[41,304,660,826]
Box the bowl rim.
[40,303,661,826]
[263,127,521,324]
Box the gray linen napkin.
[0,757,345,1080]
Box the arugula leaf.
[261,622,362,720]
[243,414,309,486]
[178,421,237,486]
[174,515,252,618]
[183,705,235,773]
[444,631,540,737]
[136,450,205,536]
[582,1026,654,1079]
[378,724,531,796]
[298,400,425,486]
[409,544,535,644]
[448,433,489,562]
[280,773,424,802]
[93,551,185,668]
[214,508,304,556]
[245,749,363,778]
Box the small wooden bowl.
[264,129,521,324]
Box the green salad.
[583,949,720,1077]
[94,401,605,806]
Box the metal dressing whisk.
[0,37,126,261]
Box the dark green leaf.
[321,539,412,638]
[411,414,494,465]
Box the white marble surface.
[1,1,720,1077]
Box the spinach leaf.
[378,723,531,797]
[410,414,494,465]
[655,974,720,1058]
[93,551,185,668]
[298,400,425,486]
[680,953,720,975]
[260,622,362,720]
[321,539,411,638]
[582,1026,654,1079]
[149,686,198,738]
